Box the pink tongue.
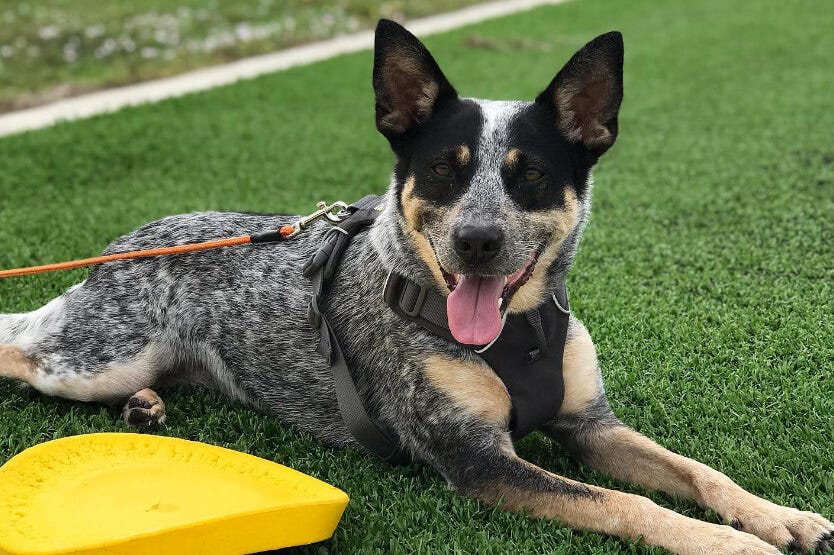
[447,275,505,345]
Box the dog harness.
[303,195,570,464]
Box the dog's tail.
[0,285,76,345]
[0,312,28,344]
[1,288,77,387]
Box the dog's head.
[373,20,623,345]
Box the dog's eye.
[432,163,452,177]
[523,168,543,182]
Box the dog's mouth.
[434,243,544,346]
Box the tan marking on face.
[0,344,37,383]
[504,148,521,167]
[455,144,471,166]
[400,176,424,231]
[400,177,447,290]
[506,188,581,313]
[559,319,604,416]
[423,354,511,425]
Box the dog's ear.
[373,19,457,140]
[536,32,623,156]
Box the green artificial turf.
[1,0,833,553]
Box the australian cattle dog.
[1,19,832,554]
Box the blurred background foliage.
[0,0,482,112]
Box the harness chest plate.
[304,195,569,462]
[384,273,569,441]
[474,298,568,439]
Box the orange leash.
[0,235,258,279]
[0,201,349,280]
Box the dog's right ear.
[373,19,457,141]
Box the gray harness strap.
[303,196,408,464]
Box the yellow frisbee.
[0,433,349,555]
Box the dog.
[1,19,832,554]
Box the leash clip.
[284,201,350,239]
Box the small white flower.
[345,16,360,31]
[0,45,12,58]
[140,46,159,59]
[119,36,135,52]
[38,25,60,40]
[85,24,105,39]
[251,24,273,40]
[63,44,78,63]
[235,22,252,41]
[200,31,236,53]
[94,38,117,59]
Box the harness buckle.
[383,271,427,317]
[401,283,427,317]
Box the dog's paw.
[122,389,166,429]
[726,502,834,553]
[812,531,834,553]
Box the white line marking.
[0,0,570,138]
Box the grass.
[0,0,483,112]
[1,0,833,553]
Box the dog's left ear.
[536,32,624,156]
[373,19,457,141]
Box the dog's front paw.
[726,501,834,553]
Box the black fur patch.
[503,102,596,210]
[393,98,483,206]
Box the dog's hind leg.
[0,344,37,384]
[0,341,170,406]
[1,341,172,430]
[1,286,175,427]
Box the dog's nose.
[453,225,504,264]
